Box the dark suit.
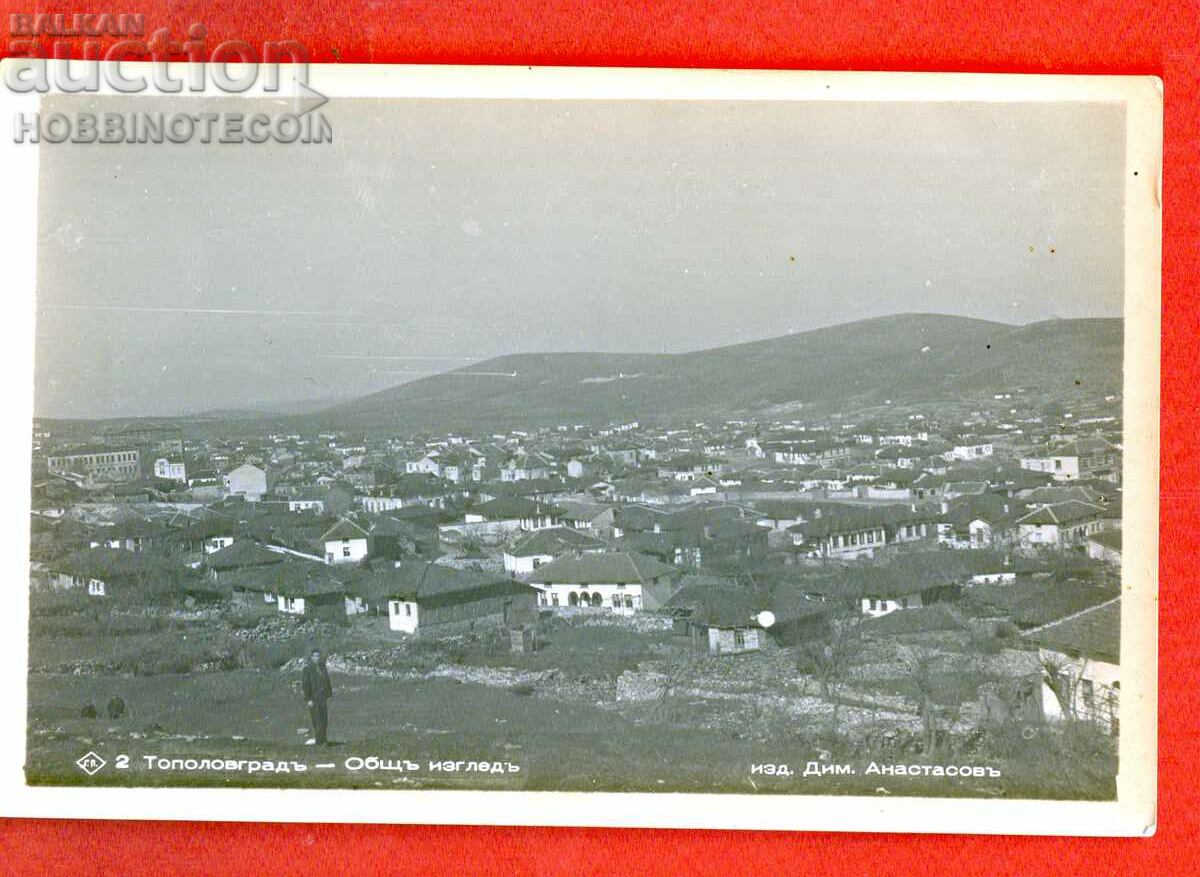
[302,660,333,745]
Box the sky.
[34,95,1125,419]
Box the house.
[942,481,988,500]
[809,558,965,618]
[528,551,678,613]
[320,518,370,564]
[355,562,537,636]
[1016,500,1108,550]
[500,454,552,482]
[87,518,165,553]
[1086,531,1122,565]
[274,565,357,619]
[688,475,723,497]
[556,499,616,535]
[764,591,835,646]
[203,539,285,580]
[656,454,720,481]
[945,443,994,462]
[405,453,443,477]
[1019,436,1121,483]
[503,526,607,575]
[286,486,329,514]
[187,470,224,498]
[937,495,1016,549]
[565,458,587,479]
[664,578,768,656]
[224,463,268,502]
[153,457,187,482]
[174,518,239,555]
[787,505,934,560]
[623,508,769,572]
[461,498,563,533]
[46,548,188,599]
[1025,598,1120,733]
[228,558,354,619]
[359,513,440,560]
[437,452,483,484]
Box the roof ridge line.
[1024,595,1122,636]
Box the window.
[1081,678,1095,711]
[1054,459,1062,470]
[551,593,560,606]
[734,630,746,649]
[405,603,412,617]
[342,546,351,557]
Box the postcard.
[0,61,1160,833]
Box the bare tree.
[1039,652,1077,721]
[799,590,866,731]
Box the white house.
[224,463,267,502]
[360,493,407,513]
[320,518,370,564]
[528,551,676,615]
[502,526,607,575]
[945,443,993,461]
[1019,437,1120,483]
[1016,500,1107,549]
[153,457,187,482]
[388,597,420,633]
[405,454,442,476]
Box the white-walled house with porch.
[528,551,676,614]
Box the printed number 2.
[114,755,130,770]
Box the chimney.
[940,501,949,514]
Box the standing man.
[301,649,333,746]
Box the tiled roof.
[509,526,606,557]
[1025,598,1120,664]
[1016,500,1106,526]
[204,540,285,571]
[528,551,676,586]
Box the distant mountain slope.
[307,314,1123,433]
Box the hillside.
[306,314,1123,433]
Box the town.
[27,380,1123,797]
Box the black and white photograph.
[0,65,1160,832]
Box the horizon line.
[34,311,1123,423]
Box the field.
[25,595,1118,799]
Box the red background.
[1,1,1194,873]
